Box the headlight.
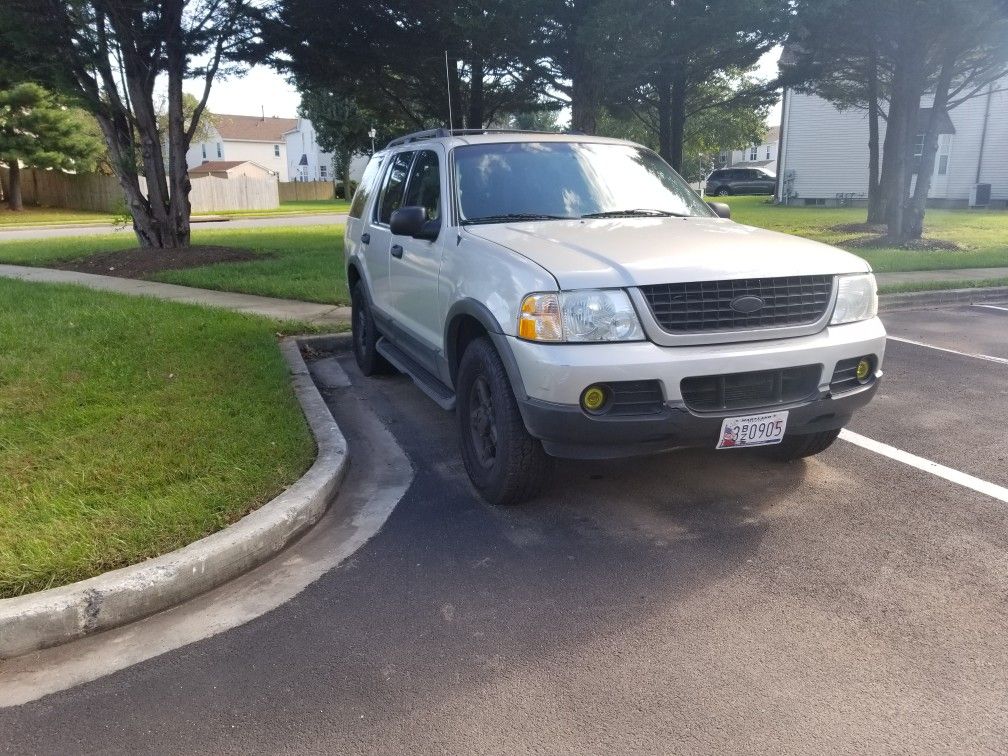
[831,273,878,325]
[518,289,645,342]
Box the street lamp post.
[369,127,376,154]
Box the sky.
[188,45,784,126]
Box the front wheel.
[764,428,841,462]
[350,280,392,376]
[456,337,551,505]
[716,186,731,196]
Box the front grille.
[607,380,664,416]
[639,275,834,333]
[680,365,822,412]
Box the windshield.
[453,141,713,224]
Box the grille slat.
[681,365,822,412]
[640,276,834,333]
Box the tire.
[350,280,392,376]
[763,428,841,462]
[456,337,552,505]
[716,186,731,196]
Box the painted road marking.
[972,303,1008,313]
[886,336,1008,365]
[840,429,1008,505]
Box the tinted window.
[376,151,414,224]
[348,155,385,219]
[454,142,712,222]
[402,150,441,221]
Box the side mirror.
[390,206,440,240]
[707,201,731,219]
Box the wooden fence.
[278,180,334,202]
[0,166,279,213]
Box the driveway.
[2,302,1007,753]
[0,212,348,241]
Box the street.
[2,302,1007,754]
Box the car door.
[388,147,446,363]
[362,150,414,317]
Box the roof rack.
[384,128,576,149]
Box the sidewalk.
[875,267,1008,287]
[0,264,350,326]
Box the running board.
[376,338,456,411]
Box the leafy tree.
[1,0,255,248]
[157,92,218,147]
[785,0,1008,240]
[263,0,551,133]
[0,83,104,210]
[634,0,788,171]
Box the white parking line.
[973,303,1008,313]
[840,429,1008,504]
[886,336,1008,365]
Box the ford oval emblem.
[730,295,765,314]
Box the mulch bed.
[844,235,963,251]
[831,222,888,234]
[55,245,270,278]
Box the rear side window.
[348,155,385,219]
[401,150,441,221]
[376,151,414,224]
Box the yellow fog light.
[581,385,609,413]
[856,358,872,381]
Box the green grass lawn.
[722,195,1008,273]
[0,200,350,228]
[0,224,349,305]
[0,278,317,597]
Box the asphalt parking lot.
[2,302,1007,754]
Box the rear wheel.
[350,280,391,376]
[764,428,841,462]
[456,337,551,505]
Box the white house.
[187,114,298,181]
[776,79,1008,207]
[283,118,368,185]
[720,126,779,169]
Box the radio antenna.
[444,50,454,131]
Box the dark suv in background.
[706,167,776,196]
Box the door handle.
[361,232,370,245]
[390,244,404,259]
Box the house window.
[750,146,758,161]
[938,155,949,175]
[201,144,206,160]
[216,142,222,158]
[913,133,925,162]
[766,146,772,160]
[319,164,328,180]
[274,144,280,157]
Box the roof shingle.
[213,114,298,142]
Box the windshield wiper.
[462,213,570,225]
[580,208,689,219]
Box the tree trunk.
[881,50,924,242]
[570,73,600,134]
[657,69,672,162]
[467,57,485,129]
[904,57,955,241]
[866,53,884,224]
[447,56,464,130]
[341,148,352,199]
[6,161,23,211]
[668,71,687,172]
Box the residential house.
[186,114,297,181]
[283,118,368,185]
[188,160,276,180]
[719,126,780,169]
[775,78,1008,207]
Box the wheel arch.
[445,299,528,401]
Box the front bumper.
[506,317,886,459]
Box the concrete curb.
[0,337,348,660]
[878,286,1008,312]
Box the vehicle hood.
[464,216,871,290]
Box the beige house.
[188,160,276,180]
[186,114,298,180]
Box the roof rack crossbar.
[383,128,578,149]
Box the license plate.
[716,410,788,449]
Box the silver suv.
[345,129,885,505]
